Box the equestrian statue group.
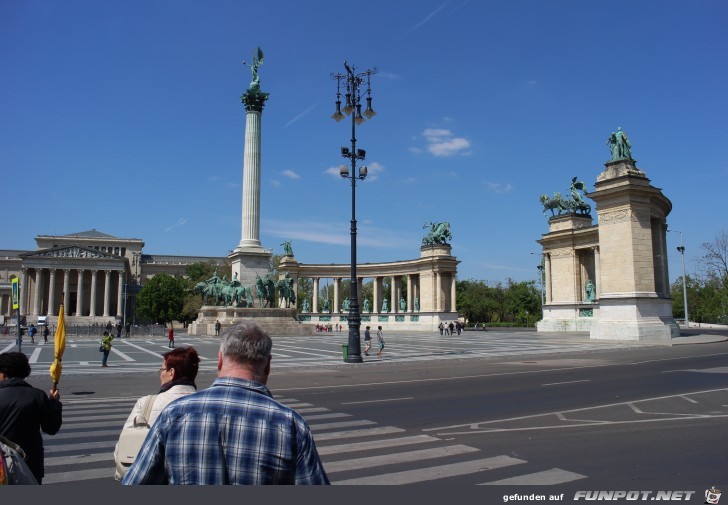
[194,270,296,309]
[540,177,591,217]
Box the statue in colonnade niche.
[381,298,389,313]
[585,279,596,303]
[363,298,370,313]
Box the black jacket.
[0,378,62,482]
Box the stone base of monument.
[589,296,679,342]
[188,306,315,337]
[537,303,600,332]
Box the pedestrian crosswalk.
[13,331,634,377]
[42,395,587,486]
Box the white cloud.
[282,170,301,180]
[164,218,187,233]
[421,128,471,157]
[486,182,514,193]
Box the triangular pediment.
[21,245,121,260]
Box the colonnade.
[18,267,124,319]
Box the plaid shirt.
[122,377,329,485]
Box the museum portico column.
[76,270,85,317]
[20,268,28,315]
[103,270,112,317]
[90,270,98,317]
[32,269,42,316]
[312,278,319,313]
[116,271,124,316]
[63,269,70,309]
[48,269,57,315]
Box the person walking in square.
[101,330,114,367]
[376,326,385,356]
[122,321,329,485]
[168,323,174,348]
[28,324,37,344]
[43,325,49,344]
[215,320,221,336]
[363,326,371,356]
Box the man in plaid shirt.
[122,321,329,485]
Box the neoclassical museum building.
[0,230,227,326]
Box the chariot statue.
[422,221,452,245]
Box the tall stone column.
[436,272,443,312]
[593,247,601,299]
[544,254,552,304]
[229,81,272,287]
[373,277,380,313]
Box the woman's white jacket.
[120,384,197,429]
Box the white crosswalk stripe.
[41,393,590,485]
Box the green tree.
[136,274,187,324]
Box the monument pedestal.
[188,306,314,336]
[228,248,272,288]
[590,295,679,341]
[588,158,676,342]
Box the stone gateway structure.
[537,132,679,341]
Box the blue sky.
[2,0,726,286]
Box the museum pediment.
[22,245,120,260]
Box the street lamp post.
[331,61,377,364]
[669,229,689,328]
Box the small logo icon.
[706,487,722,504]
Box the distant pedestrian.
[214,320,221,336]
[438,322,444,335]
[449,322,455,335]
[125,323,131,338]
[28,324,37,344]
[101,331,114,367]
[43,326,49,344]
[363,326,371,356]
[168,324,175,348]
[106,321,113,334]
[376,326,385,356]
[0,352,63,484]
[116,321,122,339]
[444,323,450,336]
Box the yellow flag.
[49,304,66,385]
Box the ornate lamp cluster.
[330,61,377,364]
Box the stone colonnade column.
[63,270,70,309]
[450,275,457,312]
[390,278,396,313]
[333,279,341,313]
[593,247,601,299]
[436,272,443,312]
[373,277,380,313]
[406,275,413,312]
[312,278,319,313]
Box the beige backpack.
[113,395,157,481]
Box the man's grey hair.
[219,321,272,365]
